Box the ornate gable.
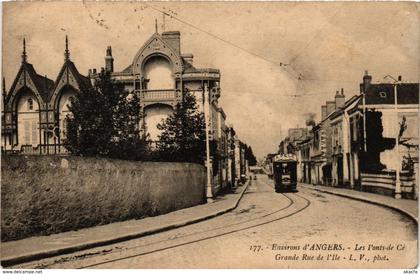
[6,64,46,109]
[131,33,183,76]
[49,61,83,109]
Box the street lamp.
[384,75,402,199]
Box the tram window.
[282,163,289,174]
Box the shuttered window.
[24,121,30,144]
[31,121,38,144]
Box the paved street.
[15,175,417,269]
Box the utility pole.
[385,75,402,199]
[203,82,213,201]
[393,79,401,199]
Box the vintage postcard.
[1,1,419,270]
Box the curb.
[300,184,418,225]
[1,181,250,268]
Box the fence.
[2,144,69,155]
[361,170,416,199]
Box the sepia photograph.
[1,1,419,271]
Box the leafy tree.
[65,71,144,160]
[156,91,206,163]
[65,78,112,156]
[398,115,419,149]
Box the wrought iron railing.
[2,144,69,155]
[140,89,177,101]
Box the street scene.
[1,1,419,271]
[4,175,418,269]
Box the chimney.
[326,101,336,116]
[2,77,7,105]
[321,105,327,120]
[105,46,114,73]
[181,53,194,65]
[362,70,372,93]
[161,31,180,55]
[335,88,345,108]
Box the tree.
[360,110,394,172]
[398,115,418,149]
[65,71,144,160]
[156,91,206,163]
[65,77,112,156]
[241,142,257,166]
[245,145,257,166]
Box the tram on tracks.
[272,154,298,192]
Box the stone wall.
[1,156,206,241]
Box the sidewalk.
[1,182,249,267]
[300,183,418,223]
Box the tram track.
[75,178,312,269]
[19,177,312,269]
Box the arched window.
[27,98,33,110]
[143,56,173,90]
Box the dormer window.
[27,98,33,110]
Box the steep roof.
[182,59,197,73]
[7,62,54,103]
[365,83,419,105]
[329,95,362,120]
[52,60,91,96]
[121,64,133,74]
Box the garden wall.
[1,155,206,241]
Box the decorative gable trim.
[50,62,81,110]
[6,65,46,109]
[131,33,183,76]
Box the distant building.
[308,90,343,186]
[278,128,308,154]
[215,107,229,193]
[281,71,418,200]
[226,126,237,187]
[296,134,312,183]
[329,93,362,188]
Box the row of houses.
[1,30,248,199]
[279,71,419,200]
[211,120,249,197]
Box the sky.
[2,2,419,158]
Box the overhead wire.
[143,3,301,81]
[142,3,358,97]
[288,7,343,66]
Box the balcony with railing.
[139,89,179,103]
